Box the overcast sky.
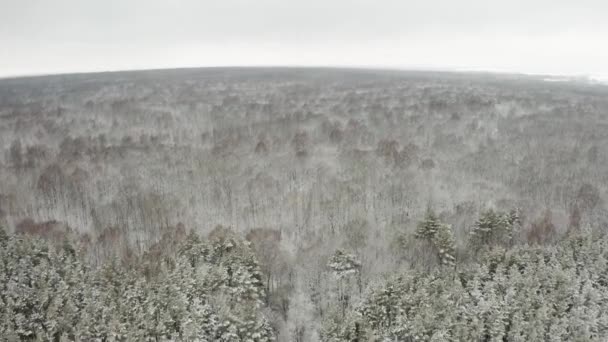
[1,0,607,79]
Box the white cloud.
[1,0,607,78]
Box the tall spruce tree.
[414,209,456,266]
[470,209,518,251]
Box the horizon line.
[0,64,605,84]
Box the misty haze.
[2,1,608,342]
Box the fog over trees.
[1,67,608,341]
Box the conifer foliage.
[0,227,275,341]
[414,209,456,266]
[470,209,520,251]
[327,233,608,341]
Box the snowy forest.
[1,68,608,341]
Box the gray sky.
[1,0,607,79]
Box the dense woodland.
[1,68,608,341]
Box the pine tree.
[414,210,456,266]
[507,208,522,243]
[0,226,8,247]
[335,233,608,340]
[470,209,498,248]
[432,224,456,266]
[470,209,517,250]
[415,208,442,240]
